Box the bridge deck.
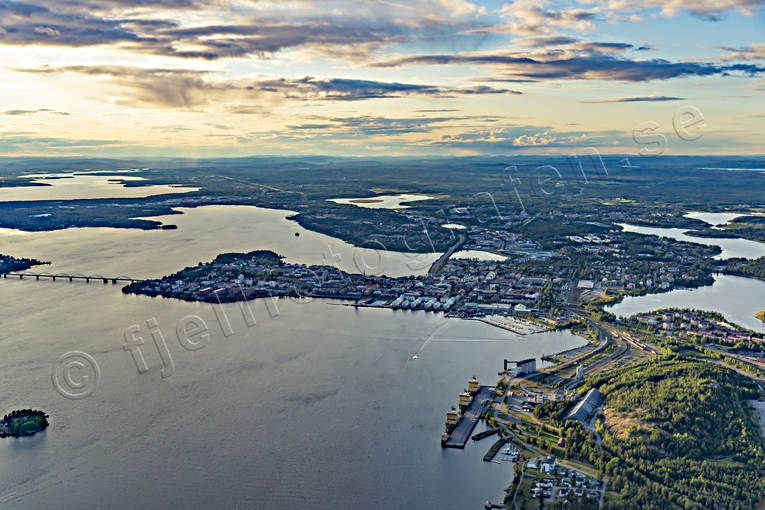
[2,272,137,283]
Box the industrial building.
[504,358,537,377]
[565,388,601,423]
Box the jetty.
[483,437,510,462]
[472,428,499,441]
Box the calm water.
[0,173,198,202]
[619,223,765,260]
[0,280,585,510]
[0,184,587,509]
[606,274,765,331]
[452,250,508,261]
[0,205,439,278]
[328,194,433,209]
[684,211,746,227]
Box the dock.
[482,437,510,462]
[472,428,499,441]
[443,386,493,449]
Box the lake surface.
[619,223,765,260]
[0,183,588,509]
[0,205,439,278]
[684,211,746,227]
[452,250,508,261]
[606,274,765,331]
[0,173,198,202]
[0,280,585,510]
[328,194,433,209]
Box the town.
[122,221,726,329]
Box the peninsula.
[0,254,47,274]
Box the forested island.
[0,410,49,438]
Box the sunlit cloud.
[0,0,763,155]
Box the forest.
[726,256,765,281]
[543,357,765,509]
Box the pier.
[443,386,493,449]
[1,272,138,284]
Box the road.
[427,233,465,276]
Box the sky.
[0,0,764,157]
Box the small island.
[0,409,49,438]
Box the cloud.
[582,95,686,103]
[1,0,762,66]
[0,0,490,61]
[467,0,764,35]
[571,42,634,54]
[371,51,765,82]
[10,65,522,109]
[514,36,636,55]
[283,113,502,138]
[1,108,70,115]
[493,2,598,34]
[0,133,122,152]
[0,0,150,47]
[716,43,765,61]
[425,124,626,151]
[596,0,765,20]
[448,85,522,95]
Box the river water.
[0,177,587,509]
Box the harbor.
[442,384,494,449]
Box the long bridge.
[2,272,139,284]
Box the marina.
[478,315,550,335]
